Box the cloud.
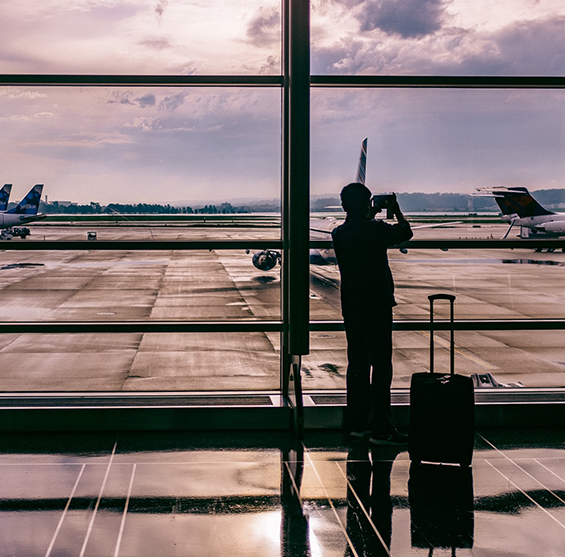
[246,6,280,47]
[124,116,157,131]
[458,16,565,75]
[107,91,135,106]
[107,91,157,108]
[357,0,450,38]
[159,92,188,113]
[138,38,171,51]
[155,0,168,23]
[313,13,565,76]
[21,131,131,148]
[8,90,48,100]
[135,94,156,108]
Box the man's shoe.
[350,429,371,439]
[369,432,408,447]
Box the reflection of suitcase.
[408,294,475,467]
[409,462,474,550]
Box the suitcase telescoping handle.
[428,294,456,374]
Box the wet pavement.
[0,427,564,556]
[0,224,565,391]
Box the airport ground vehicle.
[0,227,30,240]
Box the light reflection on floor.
[0,428,564,556]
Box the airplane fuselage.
[507,213,565,235]
[0,213,46,229]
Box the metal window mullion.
[0,75,283,87]
[286,0,310,357]
[310,76,565,89]
[308,320,565,332]
[309,239,565,249]
[281,0,291,394]
[0,321,283,334]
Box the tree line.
[37,201,249,214]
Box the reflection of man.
[345,445,400,557]
[332,183,413,445]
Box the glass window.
[0,332,280,391]
[311,88,565,198]
[0,1,282,75]
[312,0,565,75]
[0,87,281,204]
[303,329,565,391]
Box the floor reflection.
[0,429,564,555]
[344,445,401,556]
[409,463,474,551]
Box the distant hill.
[311,192,498,212]
[532,188,565,207]
[312,189,565,213]
[39,188,565,214]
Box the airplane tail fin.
[0,184,12,212]
[355,137,368,185]
[477,187,553,218]
[7,184,43,215]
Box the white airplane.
[477,186,565,239]
[250,140,369,271]
[0,184,46,229]
[251,138,385,270]
[0,184,12,212]
[250,139,460,270]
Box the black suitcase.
[408,294,474,467]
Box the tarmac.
[0,221,563,391]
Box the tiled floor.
[0,428,564,556]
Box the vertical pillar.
[281,0,310,435]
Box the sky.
[0,0,564,204]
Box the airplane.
[0,184,46,231]
[250,140,369,270]
[0,184,12,212]
[250,139,461,270]
[477,186,565,240]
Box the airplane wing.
[412,221,463,229]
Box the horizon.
[36,186,565,209]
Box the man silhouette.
[332,183,412,445]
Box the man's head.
[340,182,372,216]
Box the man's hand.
[386,193,407,223]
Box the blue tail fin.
[8,184,43,215]
[355,138,368,185]
[0,184,12,212]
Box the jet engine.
[535,221,565,235]
[252,250,281,271]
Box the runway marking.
[45,464,86,557]
[420,330,498,370]
[113,463,136,557]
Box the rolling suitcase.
[408,294,474,467]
